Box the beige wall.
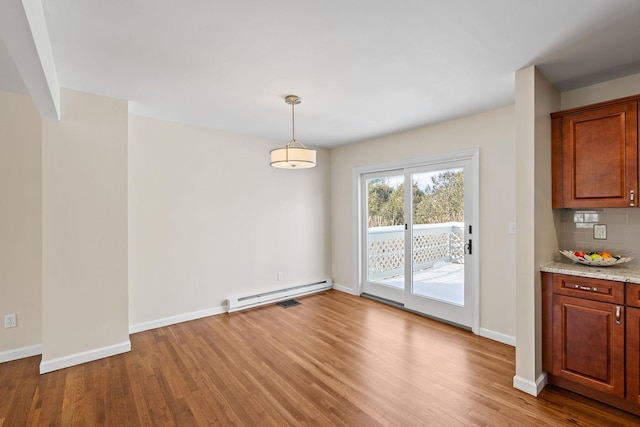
[128,116,331,327]
[330,106,516,340]
[561,72,640,109]
[514,67,535,389]
[513,66,561,395]
[0,91,42,356]
[41,89,129,367]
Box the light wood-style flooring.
[2,290,640,426]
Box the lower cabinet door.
[628,307,640,404]
[552,295,625,398]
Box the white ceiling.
[2,0,640,148]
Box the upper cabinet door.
[552,101,638,208]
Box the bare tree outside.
[414,170,464,225]
[367,170,463,227]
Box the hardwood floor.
[2,290,640,426]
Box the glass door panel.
[410,168,465,305]
[404,162,473,328]
[361,171,405,304]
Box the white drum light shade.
[270,95,317,169]
[270,145,317,169]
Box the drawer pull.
[616,306,622,324]
[572,284,597,292]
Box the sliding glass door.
[403,163,471,327]
[360,152,477,329]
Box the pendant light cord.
[291,99,295,142]
[284,95,308,149]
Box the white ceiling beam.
[0,0,60,119]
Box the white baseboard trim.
[513,372,547,396]
[228,280,332,313]
[332,283,359,296]
[0,344,42,363]
[129,305,226,334]
[40,340,131,374]
[479,328,515,346]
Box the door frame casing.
[352,148,480,334]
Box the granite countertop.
[541,260,640,284]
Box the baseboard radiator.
[227,279,333,313]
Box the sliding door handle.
[465,239,472,255]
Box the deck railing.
[368,222,464,280]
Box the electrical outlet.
[4,313,17,328]
[594,224,607,240]
[277,272,284,281]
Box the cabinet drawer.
[627,284,640,308]
[552,274,624,304]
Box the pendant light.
[270,95,317,169]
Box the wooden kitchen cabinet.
[628,307,640,405]
[542,272,640,415]
[551,96,639,208]
[551,294,625,397]
[627,283,640,406]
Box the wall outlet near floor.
[593,224,607,240]
[277,272,284,281]
[4,313,17,328]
